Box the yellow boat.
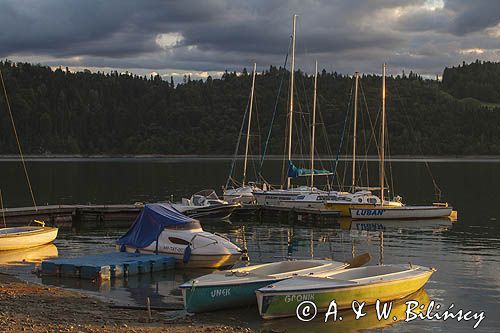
[256,264,434,319]
[0,226,58,251]
[260,288,430,332]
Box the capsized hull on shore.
[256,264,434,319]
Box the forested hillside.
[1,60,499,156]
[442,60,500,104]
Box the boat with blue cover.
[116,203,242,268]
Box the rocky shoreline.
[0,273,252,332]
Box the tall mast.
[310,61,318,189]
[242,63,257,186]
[286,14,297,189]
[380,64,386,203]
[351,72,359,192]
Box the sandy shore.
[0,273,253,332]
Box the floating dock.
[41,252,175,280]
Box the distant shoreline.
[1,154,500,162]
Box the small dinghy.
[180,253,371,313]
[116,203,242,268]
[181,259,348,313]
[256,264,435,319]
[0,223,58,251]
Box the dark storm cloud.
[0,0,499,76]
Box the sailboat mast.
[351,72,359,192]
[380,64,386,203]
[310,61,318,189]
[242,63,257,186]
[286,14,297,189]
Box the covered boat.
[180,259,348,313]
[0,225,58,251]
[116,203,242,268]
[256,264,435,319]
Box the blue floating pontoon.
[41,251,175,280]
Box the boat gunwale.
[0,227,58,238]
[179,260,348,289]
[256,266,433,294]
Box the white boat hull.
[122,246,241,268]
[0,227,58,251]
[121,228,242,269]
[350,206,453,220]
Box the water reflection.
[0,215,498,332]
[0,244,58,265]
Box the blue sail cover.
[287,160,332,179]
[116,203,194,249]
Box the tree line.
[1,59,499,156]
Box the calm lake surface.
[0,157,498,332]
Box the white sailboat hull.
[350,206,453,220]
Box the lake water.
[0,157,498,332]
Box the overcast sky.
[1,0,499,80]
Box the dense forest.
[0,59,499,156]
[442,60,500,104]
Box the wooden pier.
[232,205,341,225]
[0,204,143,229]
[1,202,341,229]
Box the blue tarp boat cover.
[116,203,194,249]
[287,160,332,179]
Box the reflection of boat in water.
[172,189,240,220]
[0,243,58,265]
[260,288,430,332]
[117,203,242,268]
[350,217,454,233]
[0,225,58,251]
[256,264,434,319]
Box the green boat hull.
[183,279,277,313]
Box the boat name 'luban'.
[355,209,385,216]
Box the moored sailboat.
[223,63,260,205]
[350,64,453,220]
[0,69,58,250]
